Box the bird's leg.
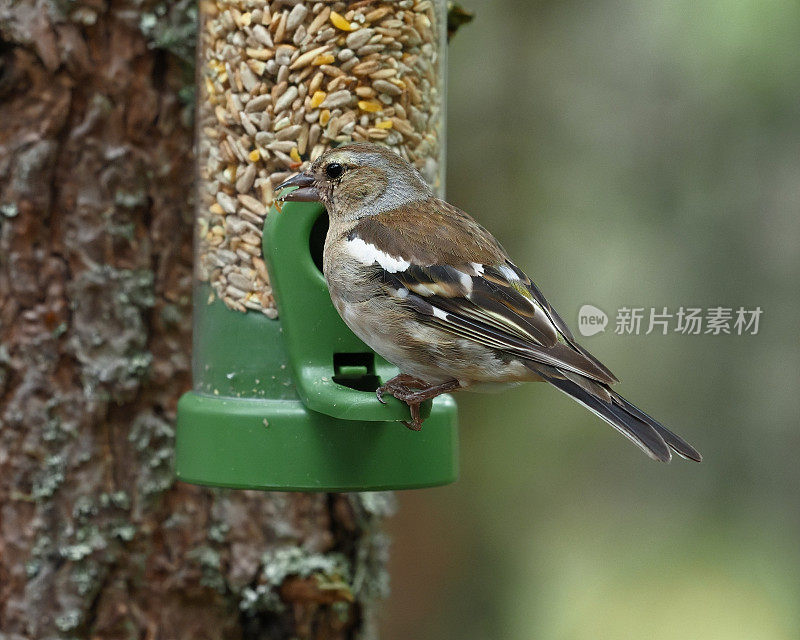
[405,402,424,432]
[376,376,461,431]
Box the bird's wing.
[382,262,617,384]
[346,200,618,385]
[497,260,619,384]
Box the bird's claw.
[402,418,423,431]
[376,378,425,430]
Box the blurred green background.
[382,1,800,638]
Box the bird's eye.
[325,163,344,180]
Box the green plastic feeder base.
[176,392,458,491]
[176,201,459,492]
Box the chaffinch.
[276,143,701,463]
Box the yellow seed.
[310,91,327,108]
[239,12,251,26]
[248,149,260,162]
[375,119,393,129]
[209,203,224,216]
[358,100,383,113]
[290,147,301,163]
[319,109,331,125]
[311,53,335,66]
[330,11,356,31]
[205,77,215,96]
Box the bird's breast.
[323,242,378,304]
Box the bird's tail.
[535,367,702,463]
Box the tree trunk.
[0,2,391,638]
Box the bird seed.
[196,0,445,315]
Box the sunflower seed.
[273,85,298,113]
[253,24,273,47]
[286,4,307,31]
[346,28,373,50]
[319,89,352,109]
[245,93,271,113]
[236,164,257,193]
[373,79,402,96]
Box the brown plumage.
[350,199,506,266]
[276,142,701,463]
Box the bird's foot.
[375,374,428,404]
[376,376,461,431]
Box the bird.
[275,142,701,463]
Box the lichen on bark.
[0,1,392,637]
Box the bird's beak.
[274,172,320,202]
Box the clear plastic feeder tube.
[194,0,447,319]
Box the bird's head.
[275,142,432,221]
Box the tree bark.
[0,2,390,638]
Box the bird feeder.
[176,0,457,491]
